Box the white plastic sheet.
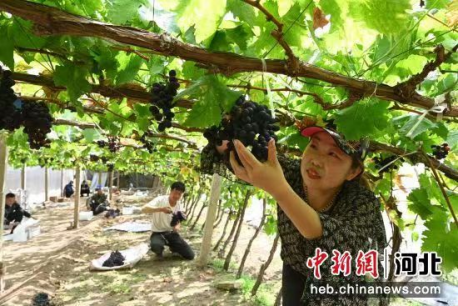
[104,221,152,232]
[90,243,149,271]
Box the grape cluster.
[373,155,404,174]
[97,140,106,148]
[21,101,53,149]
[106,137,120,153]
[203,96,279,163]
[324,118,337,130]
[140,133,155,153]
[32,292,53,306]
[149,70,180,132]
[170,211,186,227]
[0,68,22,131]
[90,154,100,162]
[102,251,125,267]
[431,143,450,160]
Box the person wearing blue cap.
[216,123,388,306]
[87,185,110,215]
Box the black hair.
[171,181,185,192]
[6,193,15,198]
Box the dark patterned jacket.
[4,202,31,225]
[278,156,388,306]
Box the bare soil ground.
[1,195,282,306]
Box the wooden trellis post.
[197,173,222,267]
[0,132,9,292]
[73,165,81,229]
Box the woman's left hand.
[230,139,288,196]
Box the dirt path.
[1,196,282,306]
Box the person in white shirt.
[142,182,194,260]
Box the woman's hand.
[230,139,288,197]
[216,140,229,155]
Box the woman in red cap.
[225,126,388,306]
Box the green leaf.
[394,54,429,78]
[334,98,391,140]
[447,129,458,149]
[115,53,144,85]
[82,129,101,142]
[408,188,435,219]
[107,0,146,24]
[227,0,258,27]
[349,0,411,35]
[425,0,452,9]
[0,24,14,70]
[278,0,295,16]
[176,0,227,43]
[422,210,458,272]
[9,19,46,49]
[176,76,241,127]
[396,114,436,138]
[53,63,92,102]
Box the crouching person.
[142,182,194,260]
[87,186,110,215]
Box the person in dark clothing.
[4,193,31,227]
[64,181,74,198]
[215,125,388,306]
[80,180,90,197]
[87,186,109,215]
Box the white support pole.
[108,170,113,201]
[0,132,9,292]
[197,173,223,267]
[98,171,102,186]
[73,165,81,229]
[60,169,64,197]
[21,164,26,190]
[44,167,49,202]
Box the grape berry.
[102,250,125,267]
[150,70,180,132]
[431,143,450,160]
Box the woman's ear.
[346,165,363,181]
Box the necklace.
[304,184,340,213]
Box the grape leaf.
[107,0,146,24]
[176,76,241,128]
[0,24,14,70]
[115,53,144,85]
[175,0,227,43]
[334,98,391,140]
[407,187,435,219]
[53,63,92,103]
[422,210,458,272]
